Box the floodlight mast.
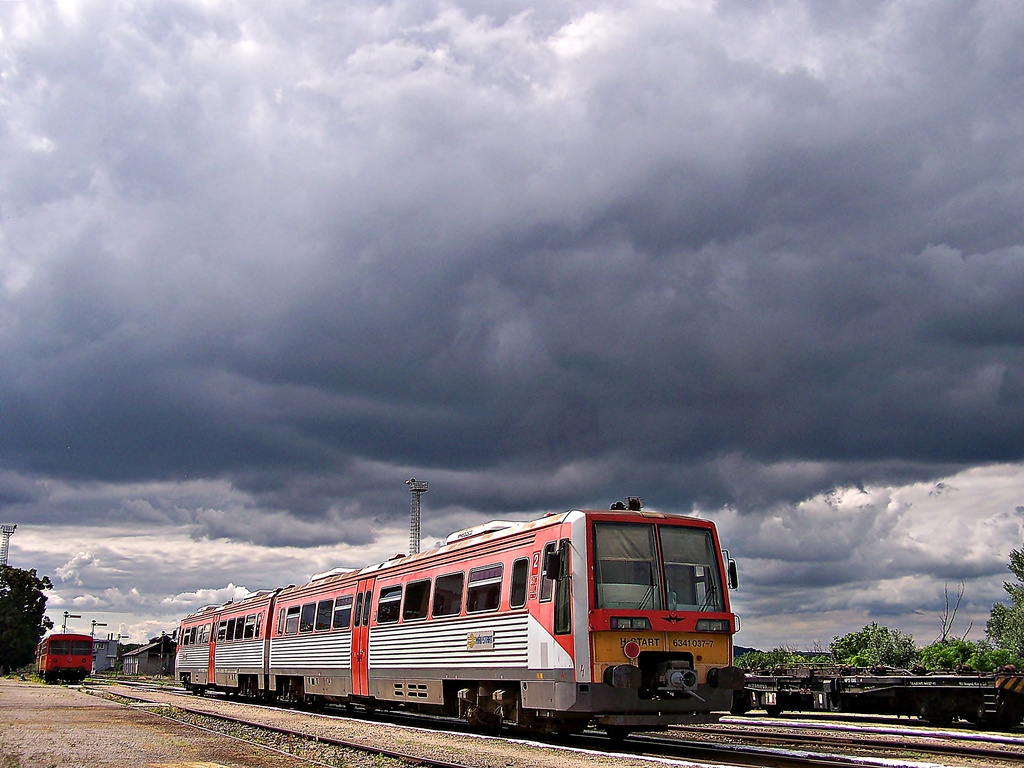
[406,478,428,555]
[0,524,16,566]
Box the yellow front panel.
[592,631,730,682]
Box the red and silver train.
[36,633,94,683]
[176,499,743,737]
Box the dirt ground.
[0,677,307,768]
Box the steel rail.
[729,708,1024,734]
[692,718,1024,750]
[722,715,1024,744]
[101,681,1024,766]
[88,683,921,768]
[662,724,1024,764]
[570,730,930,768]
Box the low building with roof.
[121,635,176,676]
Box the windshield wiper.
[699,582,718,611]
[637,583,657,610]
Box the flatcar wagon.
[734,665,1024,729]
[36,633,93,683]
[176,499,744,738]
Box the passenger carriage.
[176,591,276,697]
[176,500,743,737]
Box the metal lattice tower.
[406,478,428,555]
[0,524,16,567]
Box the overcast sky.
[1,0,1021,650]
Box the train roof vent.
[445,520,519,544]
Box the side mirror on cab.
[542,549,561,580]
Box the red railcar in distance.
[36,633,93,683]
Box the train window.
[201,624,211,644]
[403,579,430,621]
[51,640,70,654]
[377,585,402,624]
[234,618,245,640]
[284,606,301,635]
[225,618,237,641]
[467,564,503,613]
[71,641,92,654]
[188,627,197,644]
[593,522,662,610]
[315,599,333,631]
[539,542,557,602]
[278,608,287,635]
[353,593,363,627]
[299,603,316,633]
[243,615,257,639]
[433,572,464,617]
[254,614,262,639]
[362,591,372,625]
[333,595,353,629]
[217,621,228,641]
[554,539,572,634]
[510,557,529,608]
[659,526,724,612]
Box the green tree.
[0,566,54,674]
[918,638,976,670]
[988,548,1024,658]
[735,647,803,670]
[830,622,918,668]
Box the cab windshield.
[593,522,724,612]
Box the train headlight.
[611,617,651,630]
[695,619,730,632]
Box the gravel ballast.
[0,677,375,768]
[0,678,696,768]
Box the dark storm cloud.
[1,0,1021,552]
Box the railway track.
[672,720,1024,764]
[85,684,474,768]
[730,708,1024,734]
[87,680,1021,768]
[723,714,1024,746]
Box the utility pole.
[0,524,16,566]
[406,478,428,555]
[115,633,129,678]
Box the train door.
[208,620,217,685]
[351,577,375,697]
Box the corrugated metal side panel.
[214,640,264,667]
[176,646,210,669]
[269,632,351,669]
[370,614,529,669]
